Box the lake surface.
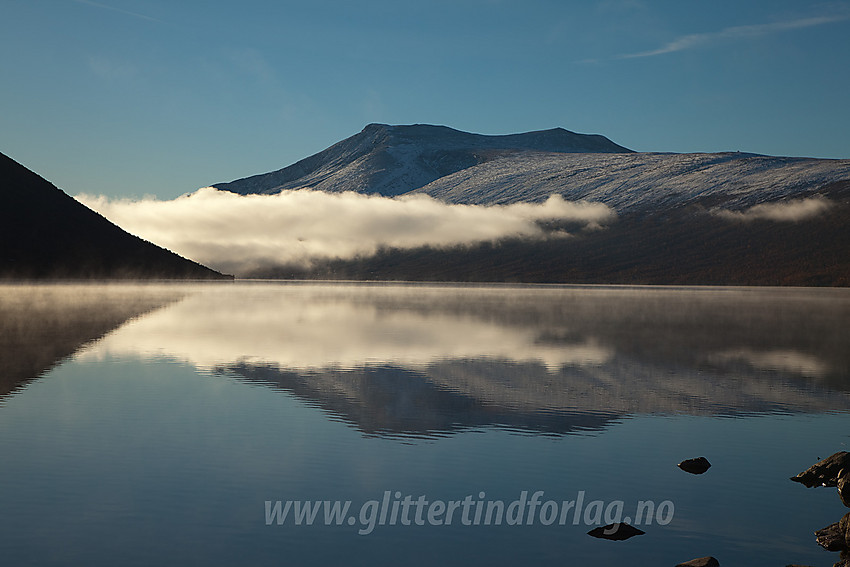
[1,282,849,566]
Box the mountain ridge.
[213,123,850,215]
[213,123,632,197]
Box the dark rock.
[839,469,850,507]
[678,457,712,475]
[791,452,850,487]
[817,521,846,551]
[843,513,850,549]
[816,512,850,552]
[586,522,645,541]
[675,557,719,567]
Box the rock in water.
[586,522,645,541]
[844,513,850,549]
[816,521,846,551]
[815,512,850,551]
[678,457,712,475]
[839,469,850,507]
[791,452,850,487]
[675,557,720,567]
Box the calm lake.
[1,282,849,566]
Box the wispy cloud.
[226,48,276,83]
[713,196,833,222]
[75,188,615,276]
[619,12,849,59]
[71,0,161,23]
[87,54,138,80]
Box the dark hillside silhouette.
[0,152,230,280]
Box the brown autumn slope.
[249,181,850,286]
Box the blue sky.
[2,0,849,199]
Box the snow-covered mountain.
[213,123,632,197]
[212,124,850,285]
[414,151,850,213]
[215,123,850,214]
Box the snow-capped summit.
[214,123,850,215]
[213,123,632,197]
[207,123,850,285]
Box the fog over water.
[1,282,849,567]
[72,283,850,435]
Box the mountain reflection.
[73,283,850,437]
[0,284,187,400]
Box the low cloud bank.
[76,188,614,276]
[714,196,833,222]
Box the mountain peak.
[215,124,632,197]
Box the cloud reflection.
[76,284,613,371]
[72,284,850,438]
